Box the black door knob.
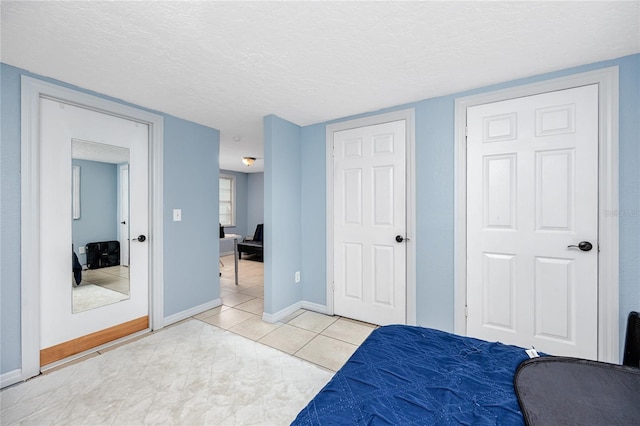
[395,235,404,243]
[567,241,592,252]
[136,235,146,242]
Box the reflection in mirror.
[71,139,131,314]
[72,165,80,219]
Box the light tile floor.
[202,255,377,372]
[80,265,130,295]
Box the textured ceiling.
[2,1,639,173]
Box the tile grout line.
[195,308,358,372]
[290,317,351,358]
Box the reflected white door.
[119,164,130,267]
[466,85,599,359]
[40,98,149,351]
[333,120,406,325]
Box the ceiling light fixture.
[242,157,256,166]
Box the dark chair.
[238,224,263,261]
[623,311,640,368]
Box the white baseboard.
[163,298,222,326]
[262,300,329,323]
[262,301,302,323]
[301,301,328,315]
[1,368,24,389]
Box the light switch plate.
[173,209,182,221]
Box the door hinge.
[465,126,468,137]
[465,305,469,318]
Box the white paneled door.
[466,85,599,359]
[333,120,407,325]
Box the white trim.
[118,164,130,267]
[262,301,303,323]
[405,110,417,325]
[20,76,165,382]
[261,300,328,324]
[20,78,42,381]
[1,369,23,389]
[219,173,236,227]
[163,299,222,327]
[453,67,619,363]
[149,110,165,331]
[302,300,329,315]
[325,109,416,325]
[72,165,81,220]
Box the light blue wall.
[247,172,265,235]
[1,64,23,373]
[219,170,248,255]
[0,63,220,375]
[300,124,327,304]
[163,116,219,317]
[264,115,303,314]
[298,54,640,356]
[71,159,118,266]
[617,56,640,339]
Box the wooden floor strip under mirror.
[40,316,149,367]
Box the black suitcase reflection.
[85,241,120,269]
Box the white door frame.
[20,77,165,381]
[119,163,130,267]
[453,67,619,363]
[326,109,416,325]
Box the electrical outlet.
[295,271,301,283]
[78,246,85,254]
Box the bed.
[292,325,531,425]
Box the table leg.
[234,238,239,285]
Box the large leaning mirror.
[71,139,131,314]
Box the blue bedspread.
[292,325,529,425]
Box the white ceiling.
[2,1,639,173]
